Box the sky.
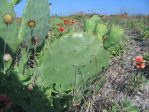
[14,0,149,17]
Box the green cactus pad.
[85,19,96,34]
[103,25,124,49]
[95,23,108,42]
[39,32,110,91]
[18,0,50,48]
[0,0,19,54]
[91,15,102,23]
[84,15,102,34]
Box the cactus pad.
[38,32,110,91]
[95,23,108,42]
[18,0,50,48]
[0,0,19,54]
[84,15,102,34]
[103,25,124,49]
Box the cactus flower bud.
[31,35,40,45]
[27,20,36,28]
[27,83,33,92]
[3,14,13,25]
[3,53,12,62]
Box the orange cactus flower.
[134,56,145,69]
[136,63,145,69]
[56,23,61,26]
[64,19,69,25]
[70,19,76,25]
[58,27,65,33]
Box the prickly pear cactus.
[103,25,124,49]
[0,0,19,54]
[91,15,102,23]
[18,0,50,48]
[13,48,32,85]
[84,19,96,34]
[95,23,108,42]
[84,15,102,34]
[38,32,110,91]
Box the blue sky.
[14,0,149,17]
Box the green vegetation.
[110,98,139,112]
[107,43,124,56]
[0,1,149,111]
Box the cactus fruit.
[103,25,124,49]
[18,0,50,48]
[84,15,102,34]
[0,0,19,54]
[38,32,110,92]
